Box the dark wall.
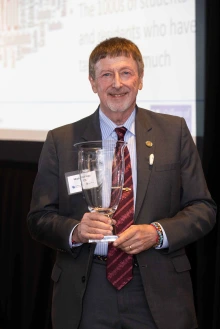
[0,141,43,164]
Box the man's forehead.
[95,55,137,69]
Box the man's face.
[89,55,143,116]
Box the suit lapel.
[134,108,155,221]
[80,108,102,142]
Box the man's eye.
[103,73,111,77]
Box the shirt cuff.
[69,224,83,248]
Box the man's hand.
[72,212,116,243]
[112,224,158,254]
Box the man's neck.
[99,106,136,126]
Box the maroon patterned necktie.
[106,127,134,290]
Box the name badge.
[80,170,98,189]
[65,171,82,195]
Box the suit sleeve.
[27,130,79,252]
[157,118,217,252]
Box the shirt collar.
[99,107,136,139]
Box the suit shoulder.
[48,110,97,139]
[138,107,187,128]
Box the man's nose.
[112,73,122,88]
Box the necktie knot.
[115,127,127,141]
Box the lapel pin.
[149,154,154,165]
[146,141,153,147]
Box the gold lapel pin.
[145,141,153,147]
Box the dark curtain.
[0,162,55,329]
[0,1,219,328]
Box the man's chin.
[108,106,127,113]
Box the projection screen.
[0,0,197,143]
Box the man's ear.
[89,76,97,93]
[138,76,144,90]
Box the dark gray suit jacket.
[27,107,216,329]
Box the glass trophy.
[74,140,126,242]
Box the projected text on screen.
[0,0,196,141]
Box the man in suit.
[27,37,216,329]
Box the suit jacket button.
[81,276,86,283]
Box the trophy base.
[89,235,118,243]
